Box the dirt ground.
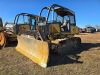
[0,32,100,75]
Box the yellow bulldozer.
[16,4,81,68]
[0,13,45,49]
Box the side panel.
[19,25,30,31]
[14,24,30,34]
[71,26,78,34]
[50,24,60,33]
[61,26,79,35]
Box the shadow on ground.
[6,41,18,47]
[3,41,100,67]
[48,43,100,67]
[0,41,17,49]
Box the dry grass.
[0,32,100,75]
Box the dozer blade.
[16,35,49,68]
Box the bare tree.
[85,24,91,28]
[95,25,100,29]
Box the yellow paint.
[61,26,78,35]
[19,25,30,31]
[0,32,5,46]
[50,24,60,33]
[16,35,49,68]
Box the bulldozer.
[16,4,81,68]
[0,18,11,48]
[0,13,44,49]
[0,18,4,48]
